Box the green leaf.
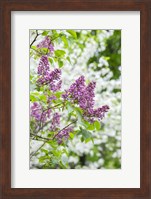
[41,149,48,155]
[55,91,63,98]
[85,137,92,143]
[66,56,71,63]
[31,46,37,50]
[81,136,84,142]
[67,30,77,39]
[94,121,101,131]
[51,150,61,157]
[48,57,53,64]
[61,35,68,47]
[69,132,74,139]
[75,107,83,125]
[51,30,59,39]
[58,60,64,68]
[39,95,47,103]
[48,140,58,148]
[55,50,66,57]
[77,128,92,140]
[42,31,49,36]
[30,94,37,102]
[59,161,67,169]
[87,123,95,131]
[39,155,49,163]
[40,48,49,54]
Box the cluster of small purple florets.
[37,56,62,92]
[56,127,73,144]
[62,76,109,122]
[30,102,51,122]
[36,37,62,92]
[37,36,54,53]
[50,112,60,131]
[30,102,61,130]
[30,102,71,144]
[37,55,50,75]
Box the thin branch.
[33,103,63,133]
[30,120,77,158]
[30,30,40,48]
[35,119,52,133]
[30,133,50,141]
[52,120,77,140]
[43,103,62,112]
[30,47,43,56]
[30,142,46,159]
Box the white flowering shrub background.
[30,30,121,169]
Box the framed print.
[0,0,151,199]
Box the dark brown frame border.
[0,0,151,199]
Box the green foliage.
[67,30,77,39]
[55,49,66,57]
[30,29,121,169]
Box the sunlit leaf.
[55,49,66,57]
[67,30,77,39]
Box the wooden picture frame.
[0,0,151,198]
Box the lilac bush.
[29,29,121,169]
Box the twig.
[30,120,77,158]
[30,133,51,141]
[43,103,62,112]
[30,47,43,56]
[30,30,40,48]
[52,120,77,140]
[30,142,46,159]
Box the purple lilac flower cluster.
[37,56,62,92]
[30,102,51,122]
[36,37,62,92]
[37,36,54,53]
[56,127,73,144]
[50,112,60,131]
[62,76,109,122]
[37,55,50,75]
[47,95,57,104]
